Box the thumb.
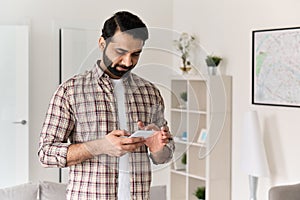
[110,130,130,137]
[137,121,145,129]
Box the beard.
[102,47,135,78]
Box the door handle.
[12,120,27,125]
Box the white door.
[0,25,29,188]
[59,27,99,183]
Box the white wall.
[173,0,300,199]
[0,0,173,187]
[2,0,300,199]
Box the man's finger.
[111,130,130,137]
[121,137,145,145]
[161,126,169,132]
[137,121,145,129]
[122,142,144,152]
[145,124,160,131]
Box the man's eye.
[116,50,125,55]
[132,53,140,57]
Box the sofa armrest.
[0,182,39,200]
[269,183,300,200]
[150,185,166,200]
[39,181,67,200]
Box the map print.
[253,28,300,107]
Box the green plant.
[194,186,205,199]
[181,153,187,165]
[180,91,187,102]
[173,32,197,67]
[205,55,222,67]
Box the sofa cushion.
[269,183,300,200]
[39,181,67,200]
[150,185,166,200]
[0,182,38,200]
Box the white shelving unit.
[170,75,232,200]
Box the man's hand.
[84,130,145,157]
[137,121,172,153]
[105,130,145,156]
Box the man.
[38,11,174,200]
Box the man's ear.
[98,37,106,50]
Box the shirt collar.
[93,60,106,79]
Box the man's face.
[99,31,144,79]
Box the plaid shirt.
[38,63,174,200]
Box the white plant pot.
[178,99,187,109]
[207,66,218,75]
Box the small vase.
[180,65,192,74]
[207,66,218,75]
[178,99,187,109]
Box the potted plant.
[173,32,197,73]
[179,91,187,109]
[205,55,222,75]
[180,91,187,102]
[194,186,205,200]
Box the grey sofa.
[0,181,166,200]
[269,183,300,200]
[0,181,66,200]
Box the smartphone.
[129,130,154,138]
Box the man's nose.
[121,53,133,67]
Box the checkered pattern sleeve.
[38,83,74,167]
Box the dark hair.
[101,11,149,43]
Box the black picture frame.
[252,26,300,108]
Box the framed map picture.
[252,27,300,107]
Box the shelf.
[170,169,187,176]
[170,108,188,112]
[173,137,206,147]
[171,75,207,81]
[173,137,188,145]
[171,108,207,114]
[170,75,232,200]
[170,169,207,181]
[190,142,206,147]
[188,110,207,114]
[187,173,206,181]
